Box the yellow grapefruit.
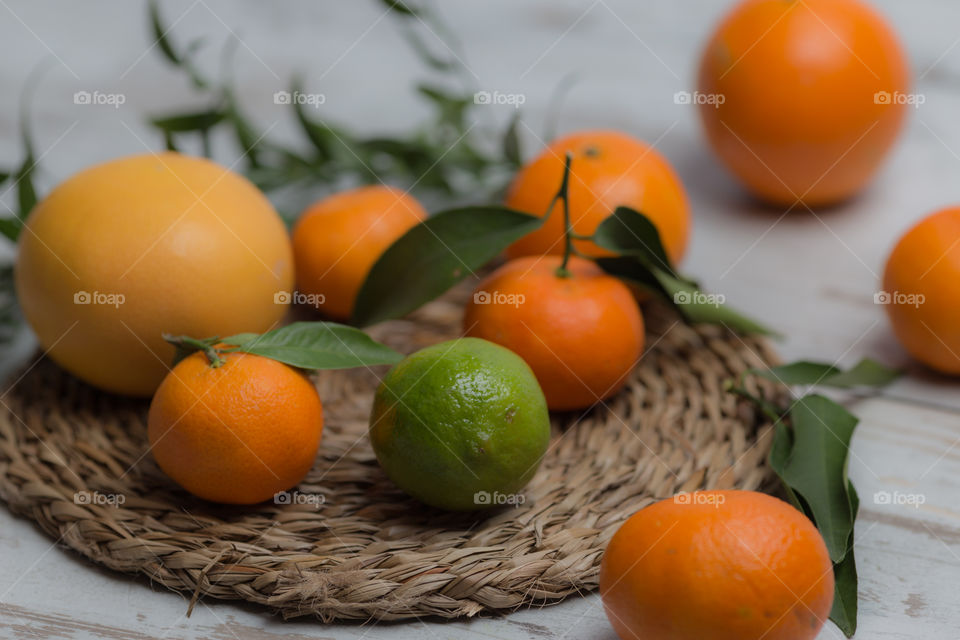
[15,152,293,396]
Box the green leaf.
[594,256,670,298]
[222,321,403,369]
[379,0,420,17]
[290,77,342,162]
[769,422,805,511]
[149,0,181,66]
[503,111,522,168]
[753,361,841,386]
[151,109,224,133]
[0,218,23,243]
[830,481,859,637]
[15,150,37,221]
[774,394,858,563]
[226,99,263,168]
[653,268,777,336]
[592,207,675,275]
[751,358,899,389]
[820,358,900,389]
[352,206,545,326]
[417,84,471,129]
[590,208,773,335]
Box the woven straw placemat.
[0,283,781,622]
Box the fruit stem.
[553,151,575,278]
[163,334,226,368]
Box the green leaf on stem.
[151,109,225,133]
[750,358,899,388]
[503,111,523,168]
[148,0,207,88]
[818,358,900,389]
[417,84,471,129]
[592,206,676,276]
[594,256,669,298]
[162,130,179,152]
[590,207,773,335]
[14,117,38,220]
[166,322,403,370]
[290,77,343,162]
[226,96,264,168]
[378,0,421,17]
[653,268,777,335]
[149,0,182,66]
[773,394,858,562]
[352,206,545,327]
[830,481,860,637]
[0,218,23,243]
[221,322,404,369]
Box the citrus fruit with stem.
[882,207,960,374]
[600,490,834,640]
[369,337,550,511]
[464,255,644,411]
[504,130,690,265]
[15,152,293,396]
[698,0,910,207]
[148,347,324,505]
[469,152,645,411]
[292,185,427,321]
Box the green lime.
[369,337,550,511]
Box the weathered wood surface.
[1,1,958,637]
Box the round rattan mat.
[0,283,782,622]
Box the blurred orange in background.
[883,207,960,375]
[292,186,427,321]
[698,0,910,207]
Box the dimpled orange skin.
[292,186,427,321]
[698,0,910,207]
[503,130,691,266]
[148,351,324,505]
[600,491,834,640]
[883,207,960,374]
[14,152,293,397]
[463,256,644,411]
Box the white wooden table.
[1,1,959,638]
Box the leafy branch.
[146,0,522,220]
[352,155,773,334]
[728,358,900,637]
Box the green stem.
[724,379,784,424]
[553,152,574,278]
[164,334,225,368]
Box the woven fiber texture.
[0,286,782,622]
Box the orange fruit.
[600,490,834,640]
[14,152,293,396]
[148,350,324,505]
[882,207,960,374]
[292,185,427,321]
[503,130,690,266]
[463,255,644,411]
[698,0,910,207]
